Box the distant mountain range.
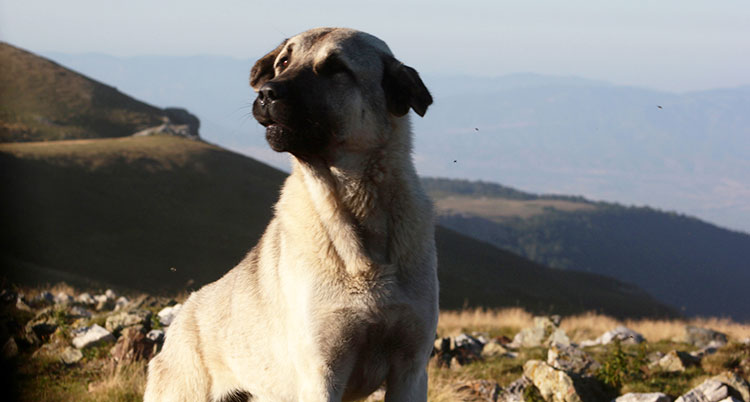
[38,52,750,233]
[423,177,750,320]
[0,43,675,319]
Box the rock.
[105,309,152,334]
[2,337,18,359]
[547,328,572,347]
[523,360,582,402]
[69,305,92,319]
[109,326,156,363]
[72,324,115,349]
[146,329,165,344]
[164,107,200,138]
[653,350,700,372]
[133,122,198,140]
[511,326,548,348]
[497,376,533,402]
[684,326,728,348]
[456,333,485,355]
[94,294,113,311]
[60,346,83,365]
[76,292,95,305]
[676,379,729,402]
[613,393,671,402]
[581,326,645,347]
[157,303,182,326]
[711,371,750,402]
[547,343,600,376]
[455,379,502,401]
[105,289,117,300]
[482,341,509,358]
[54,292,73,305]
[25,309,58,341]
[33,291,55,306]
[15,297,32,312]
[511,316,564,348]
[114,296,130,311]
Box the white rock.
[158,303,182,326]
[146,329,165,343]
[94,294,108,304]
[76,292,95,305]
[676,379,728,402]
[105,289,117,300]
[54,292,74,305]
[72,324,115,349]
[613,392,670,402]
[69,306,92,318]
[583,326,645,347]
[114,296,130,311]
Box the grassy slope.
[423,177,750,320]
[0,136,675,318]
[0,42,165,142]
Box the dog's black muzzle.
[252,75,331,157]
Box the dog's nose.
[258,82,285,103]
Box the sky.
[1,0,749,93]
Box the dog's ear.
[381,56,433,117]
[250,40,287,91]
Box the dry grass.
[85,361,147,402]
[439,308,750,343]
[438,308,534,337]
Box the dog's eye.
[278,57,289,70]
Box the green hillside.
[0,137,675,318]
[0,42,167,142]
[423,177,750,320]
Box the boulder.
[511,326,547,348]
[456,333,485,356]
[76,292,95,305]
[581,326,645,347]
[105,289,117,300]
[482,341,510,358]
[72,324,115,349]
[114,296,130,311]
[653,350,700,372]
[94,294,113,311]
[497,376,533,402]
[684,326,728,348]
[455,379,502,401]
[547,328,572,347]
[164,107,200,138]
[60,346,83,365]
[613,393,670,402]
[523,360,582,402]
[157,303,182,326]
[105,309,152,334]
[24,308,58,342]
[69,305,92,319]
[547,343,600,376]
[676,379,729,402]
[146,329,165,344]
[109,326,156,363]
[33,291,55,306]
[54,292,73,305]
[711,371,750,402]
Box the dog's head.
[250,28,432,160]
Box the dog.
[144,27,437,402]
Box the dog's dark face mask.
[249,28,432,161]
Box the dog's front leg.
[384,365,429,402]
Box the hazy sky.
[2,0,749,93]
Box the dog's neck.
[291,118,423,277]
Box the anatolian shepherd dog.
[144,27,438,402]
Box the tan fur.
[144,28,438,402]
